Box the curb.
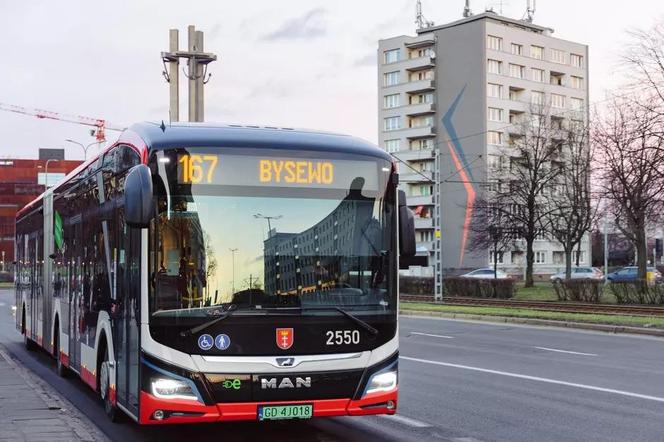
[399,309,664,337]
[0,344,110,442]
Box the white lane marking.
[411,331,454,339]
[534,346,597,357]
[400,356,664,403]
[378,413,432,428]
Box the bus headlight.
[365,369,398,395]
[151,378,198,401]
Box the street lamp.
[44,159,59,188]
[229,248,238,295]
[253,213,282,237]
[65,139,100,160]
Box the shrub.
[443,277,515,299]
[609,280,664,305]
[552,279,603,303]
[399,276,434,296]
[0,272,12,283]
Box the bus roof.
[128,121,392,161]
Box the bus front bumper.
[138,388,398,425]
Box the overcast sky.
[0,0,662,161]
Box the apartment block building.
[378,11,590,277]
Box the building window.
[487,59,502,74]
[384,139,400,153]
[531,68,544,83]
[511,251,524,264]
[410,116,434,127]
[411,47,432,58]
[551,93,565,108]
[550,48,565,64]
[531,45,544,60]
[488,107,503,122]
[535,251,546,264]
[531,91,545,105]
[410,70,434,81]
[511,43,523,55]
[552,251,564,264]
[411,139,434,150]
[384,71,399,86]
[487,131,503,145]
[570,53,583,68]
[487,35,502,51]
[487,83,503,98]
[384,94,400,108]
[416,184,432,196]
[509,88,523,101]
[509,64,525,79]
[487,154,504,170]
[570,97,584,111]
[489,251,505,264]
[570,76,583,89]
[410,93,434,104]
[384,49,400,64]
[384,117,400,131]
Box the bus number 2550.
[326,330,360,345]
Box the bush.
[552,279,603,303]
[0,272,12,283]
[443,277,515,299]
[610,280,664,305]
[399,276,434,295]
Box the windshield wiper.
[180,304,238,337]
[303,306,378,336]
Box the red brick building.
[0,157,82,276]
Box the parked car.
[460,268,510,279]
[606,266,663,283]
[549,267,603,283]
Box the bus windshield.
[148,147,395,318]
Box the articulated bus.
[15,122,416,425]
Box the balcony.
[402,125,436,139]
[401,56,435,72]
[407,194,433,206]
[406,79,435,94]
[400,170,434,183]
[414,217,434,229]
[392,148,434,162]
[405,36,435,49]
[405,102,436,116]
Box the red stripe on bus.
[59,351,70,368]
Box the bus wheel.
[100,347,118,422]
[54,325,68,378]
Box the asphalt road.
[1,287,663,441]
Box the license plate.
[258,404,313,421]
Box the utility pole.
[162,25,217,123]
[229,248,238,295]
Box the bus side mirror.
[398,190,416,258]
[124,164,154,228]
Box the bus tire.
[99,345,118,422]
[53,322,68,378]
[22,309,36,351]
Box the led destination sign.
[176,152,380,191]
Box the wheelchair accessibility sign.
[198,334,214,351]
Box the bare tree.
[545,118,597,279]
[593,95,664,280]
[622,20,664,111]
[486,104,563,287]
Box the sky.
[0,0,663,161]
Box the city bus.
[15,122,416,425]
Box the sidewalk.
[0,344,108,442]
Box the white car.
[460,268,510,279]
[549,267,603,283]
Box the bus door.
[115,210,140,417]
[28,232,38,341]
[69,220,82,371]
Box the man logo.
[276,357,295,367]
[260,377,311,389]
[276,328,294,350]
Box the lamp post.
[229,248,238,294]
[603,216,609,282]
[65,139,100,160]
[253,213,282,237]
[44,159,59,188]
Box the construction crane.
[0,102,125,142]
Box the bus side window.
[116,146,140,174]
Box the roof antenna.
[415,0,435,30]
[524,0,536,22]
[463,0,473,17]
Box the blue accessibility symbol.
[198,334,214,351]
[215,334,231,350]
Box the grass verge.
[401,302,664,329]
[0,282,13,289]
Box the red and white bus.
[15,122,416,424]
